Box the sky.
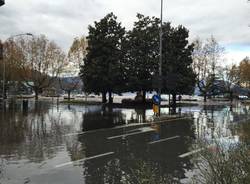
[0,0,250,65]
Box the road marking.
[148,135,180,145]
[107,127,154,140]
[179,148,204,158]
[55,152,114,169]
[63,132,84,137]
[63,116,191,137]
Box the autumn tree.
[0,39,24,97]
[80,13,126,104]
[239,57,250,88]
[192,36,224,102]
[16,35,66,100]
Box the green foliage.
[123,160,179,184]
[124,14,160,93]
[80,12,126,96]
[80,13,196,102]
[161,23,196,95]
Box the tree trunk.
[34,88,39,100]
[102,92,107,103]
[108,91,113,104]
[230,91,233,103]
[67,91,71,102]
[142,91,146,103]
[3,87,6,99]
[172,93,177,107]
[169,94,171,107]
[204,93,207,102]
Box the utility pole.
[158,0,163,116]
[159,0,163,96]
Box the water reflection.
[82,106,126,131]
[0,101,65,162]
[0,100,250,183]
[77,118,195,183]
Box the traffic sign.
[152,95,161,105]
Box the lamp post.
[159,0,163,96]
[158,0,163,116]
[1,33,33,100]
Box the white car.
[239,95,248,100]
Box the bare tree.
[59,36,87,101]
[16,35,66,100]
[68,36,87,67]
[218,65,240,102]
[192,36,224,102]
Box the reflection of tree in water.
[128,108,146,124]
[82,106,126,131]
[0,101,68,163]
[195,105,227,138]
[79,118,195,183]
[235,119,250,144]
[195,104,250,139]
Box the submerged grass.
[191,140,250,184]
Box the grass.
[191,140,250,184]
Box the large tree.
[192,36,224,102]
[80,13,126,104]
[161,23,196,106]
[125,14,160,102]
[16,35,66,100]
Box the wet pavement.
[0,100,250,183]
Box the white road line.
[63,132,84,137]
[107,128,154,140]
[55,152,114,169]
[148,136,180,145]
[179,148,204,158]
[63,116,191,137]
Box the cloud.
[0,0,250,62]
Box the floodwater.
[0,100,250,184]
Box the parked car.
[238,95,248,100]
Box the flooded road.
[0,100,250,183]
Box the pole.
[3,50,5,99]
[158,0,163,115]
[159,0,163,96]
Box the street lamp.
[1,33,34,100]
[157,0,164,116]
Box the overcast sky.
[1,0,250,64]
